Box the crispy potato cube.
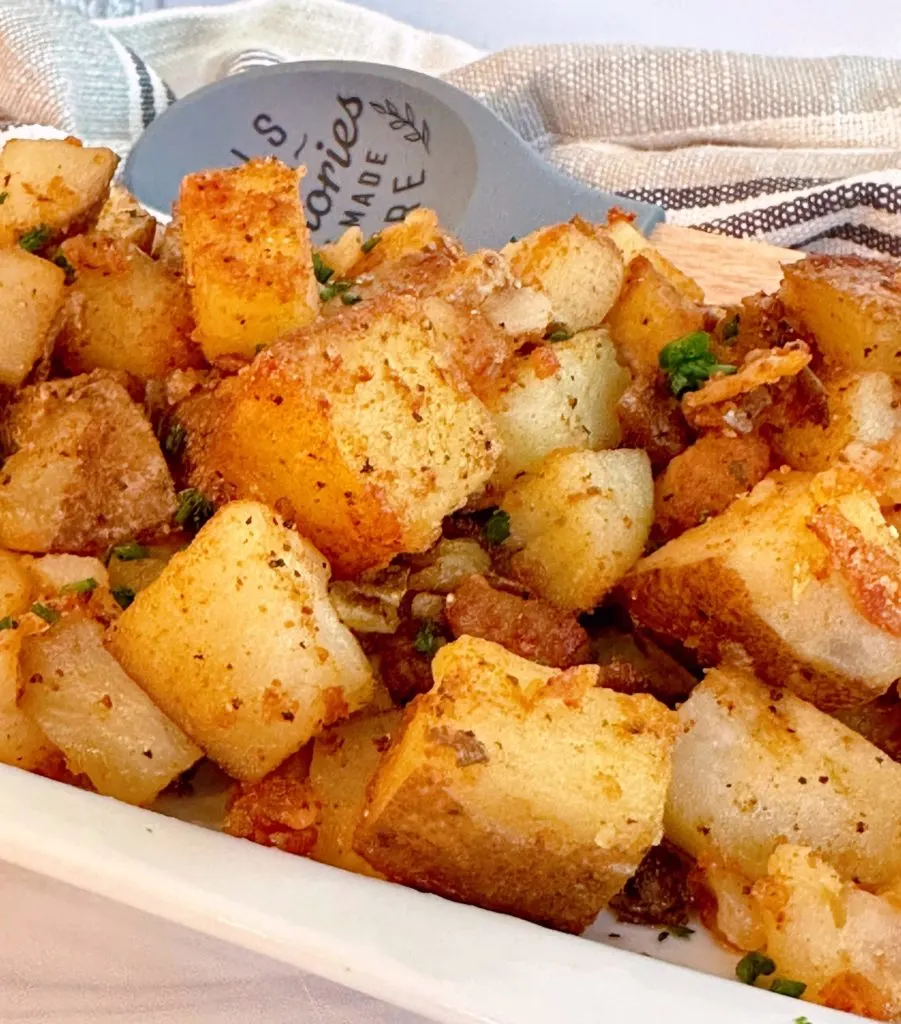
[773,371,901,471]
[754,846,901,1019]
[502,218,624,333]
[604,255,706,374]
[25,554,107,595]
[501,448,653,611]
[184,297,498,577]
[179,158,319,359]
[20,613,200,804]
[486,329,630,491]
[604,214,704,302]
[781,255,901,375]
[57,236,202,379]
[0,373,175,555]
[108,501,374,781]
[624,471,901,708]
[355,636,677,933]
[0,248,65,386]
[309,709,402,877]
[348,208,446,276]
[92,185,156,253]
[665,666,901,887]
[0,138,117,248]
[315,227,363,279]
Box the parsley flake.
[0,616,18,631]
[0,191,7,205]
[795,1017,813,1024]
[19,225,52,253]
[483,509,511,546]
[175,488,215,532]
[60,577,98,595]
[319,279,353,303]
[546,326,573,342]
[413,621,443,657]
[312,251,334,284]
[112,586,136,610]
[109,541,149,562]
[31,603,60,625]
[769,978,807,999]
[659,331,737,397]
[163,421,187,459]
[736,950,776,986]
[52,253,76,283]
[361,232,381,254]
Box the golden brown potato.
[57,235,202,379]
[108,501,374,781]
[604,255,706,375]
[0,247,65,386]
[24,553,107,596]
[309,709,402,877]
[780,255,901,375]
[604,213,704,302]
[624,471,901,708]
[665,665,901,888]
[486,329,630,492]
[347,208,448,277]
[179,158,319,359]
[501,448,654,611]
[0,372,176,555]
[754,846,901,1019]
[183,296,498,578]
[502,218,624,333]
[314,227,363,279]
[91,185,157,253]
[0,138,117,248]
[355,636,677,933]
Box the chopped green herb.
[52,252,76,283]
[31,603,60,625]
[112,586,136,610]
[0,616,18,631]
[722,314,740,343]
[18,224,51,253]
[483,509,511,546]
[361,232,381,254]
[413,621,443,657]
[175,488,215,532]
[163,421,187,459]
[109,541,149,562]
[341,292,362,306]
[312,251,334,284]
[666,924,695,938]
[319,279,353,302]
[547,328,573,342]
[736,951,776,986]
[60,577,98,595]
[0,192,7,205]
[659,331,737,397]
[769,979,806,999]
[795,1017,813,1024]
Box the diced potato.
[91,185,156,253]
[105,541,181,599]
[486,329,630,491]
[183,296,498,577]
[664,666,901,887]
[348,208,447,276]
[773,371,901,471]
[315,227,363,278]
[309,709,402,877]
[355,636,677,933]
[697,862,766,952]
[0,138,117,248]
[19,613,200,804]
[501,448,653,611]
[108,501,374,781]
[781,255,901,375]
[0,248,65,386]
[502,218,624,333]
[624,471,901,708]
[178,158,319,359]
[0,372,175,555]
[604,214,705,302]
[604,255,706,374]
[754,845,901,1019]
[25,554,107,595]
[57,235,202,379]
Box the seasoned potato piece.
[502,218,624,333]
[773,371,901,471]
[754,846,901,1019]
[604,255,706,375]
[654,434,772,540]
[486,329,630,491]
[348,208,447,276]
[315,227,363,279]
[0,137,117,248]
[309,709,402,877]
[19,613,200,804]
[91,185,156,253]
[25,554,107,595]
[108,501,374,781]
[0,248,65,386]
[179,158,319,359]
[355,636,677,933]
[184,296,498,577]
[57,236,202,379]
[665,666,901,887]
[781,255,901,375]
[604,214,704,302]
[625,472,901,708]
[0,373,176,555]
[501,448,653,611]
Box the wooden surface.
[651,223,804,307]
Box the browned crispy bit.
[609,840,693,928]
[834,687,901,763]
[617,373,693,472]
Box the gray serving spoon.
[123,60,664,247]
